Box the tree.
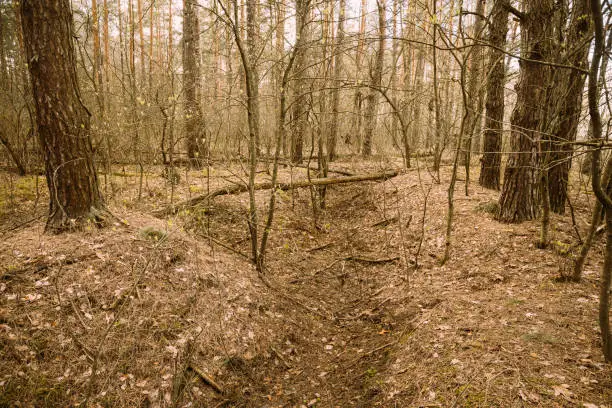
[545,0,591,214]
[291,0,310,163]
[362,0,385,157]
[462,0,485,192]
[586,0,612,363]
[183,0,206,165]
[498,0,554,223]
[21,0,106,231]
[479,0,509,190]
[328,0,345,161]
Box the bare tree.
[362,0,385,157]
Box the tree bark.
[462,0,485,191]
[328,0,345,161]
[350,0,367,149]
[362,0,385,157]
[546,0,591,214]
[183,0,206,166]
[499,0,554,223]
[291,0,310,163]
[246,0,260,154]
[21,0,106,231]
[479,0,508,190]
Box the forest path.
[192,163,611,407]
[1,162,610,407]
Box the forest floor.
[0,156,611,407]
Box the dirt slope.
[0,162,610,407]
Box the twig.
[188,364,224,394]
[270,346,292,369]
[346,341,396,369]
[306,242,335,252]
[70,298,91,331]
[344,256,400,264]
[371,216,399,228]
[195,231,251,260]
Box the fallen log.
[257,157,355,176]
[154,169,399,217]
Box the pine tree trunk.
[479,0,508,190]
[547,0,591,214]
[21,0,106,231]
[183,0,206,166]
[499,0,554,223]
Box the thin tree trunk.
[462,0,485,194]
[0,130,26,175]
[350,0,367,149]
[291,0,310,163]
[137,0,145,85]
[328,0,345,161]
[431,0,442,175]
[479,0,508,190]
[246,0,260,154]
[362,0,385,157]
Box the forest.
[0,0,612,406]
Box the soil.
[0,158,610,407]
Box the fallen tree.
[154,169,399,217]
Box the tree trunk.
[328,0,345,161]
[183,0,206,166]
[291,0,310,163]
[246,0,260,154]
[21,0,106,231]
[462,0,485,171]
[479,0,508,190]
[362,0,385,157]
[0,129,26,176]
[499,0,554,223]
[350,0,367,149]
[547,0,591,214]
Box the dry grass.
[0,157,610,407]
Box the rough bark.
[546,0,591,214]
[183,0,206,165]
[21,0,106,231]
[499,0,554,223]
[479,0,508,190]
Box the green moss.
[189,185,203,193]
[522,330,558,345]
[139,226,168,242]
[475,200,500,215]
